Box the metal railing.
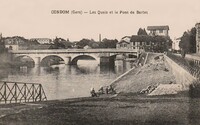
[0,81,47,104]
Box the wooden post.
[4,82,6,104]
[14,83,17,103]
[39,84,42,101]
[32,84,35,102]
[24,83,27,102]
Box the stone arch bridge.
[9,49,137,66]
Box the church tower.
[195,23,200,53]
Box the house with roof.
[30,38,53,44]
[147,25,169,36]
[116,36,132,49]
[4,36,29,50]
[172,37,181,53]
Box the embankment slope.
[112,53,176,94]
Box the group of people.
[90,85,116,97]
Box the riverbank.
[0,53,196,125]
[0,95,200,125]
[111,53,177,96]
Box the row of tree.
[76,38,118,48]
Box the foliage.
[179,27,196,57]
[189,27,196,53]
[76,38,118,48]
[0,39,6,53]
[99,38,118,48]
[77,38,93,48]
[137,28,148,35]
[53,37,72,49]
[130,35,172,52]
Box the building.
[131,41,145,52]
[116,36,132,49]
[4,37,28,50]
[83,45,92,49]
[117,36,147,53]
[147,25,169,36]
[196,23,200,53]
[30,38,52,44]
[172,37,181,53]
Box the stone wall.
[164,55,196,90]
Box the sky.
[0,0,200,41]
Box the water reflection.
[0,60,133,100]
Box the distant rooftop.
[147,26,169,30]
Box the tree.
[179,27,196,58]
[53,37,66,49]
[0,39,6,53]
[189,27,196,53]
[137,28,148,35]
[179,31,190,58]
[130,35,171,52]
[77,39,92,48]
[99,38,118,48]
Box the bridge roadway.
[9,49,138,65]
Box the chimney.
[99,34,101,42]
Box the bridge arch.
[40,55,65,66]
[13,55,35,67]
[71,54,100,65]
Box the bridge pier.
[63,57,71,65]
[100,57,110,66]
[34,57,41,65]
[100,56,115,66]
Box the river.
[0,60,134,100]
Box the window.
[159,30,163,33]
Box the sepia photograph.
[0,0,200,124]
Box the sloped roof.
[118,40,130,44]
[121,36,131,39]
[147,26,169,30]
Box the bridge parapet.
[9,49,138,66]
[9,49,137,54]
